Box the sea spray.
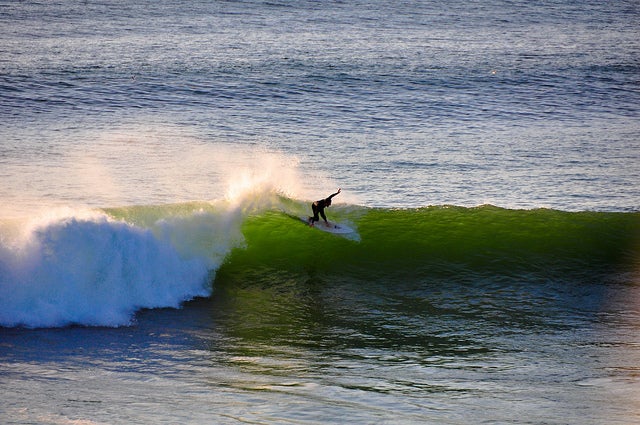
[0,186,295,328]
[0,143,343,329]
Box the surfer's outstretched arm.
[327,188,341,200]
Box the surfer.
[308,188,341,227]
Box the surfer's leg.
[310,203,319,225]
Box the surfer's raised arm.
[327,188,341,200]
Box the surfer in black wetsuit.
[308,188,341,227]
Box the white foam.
[0,209,216,328]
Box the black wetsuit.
[309,190,340,224]
[310,198,330,224]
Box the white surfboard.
[300,216,354,234]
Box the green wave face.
[222,204,640,285]
[204,203,639,350]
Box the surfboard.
[300,216,354,234]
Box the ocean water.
[1,1,639,424]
